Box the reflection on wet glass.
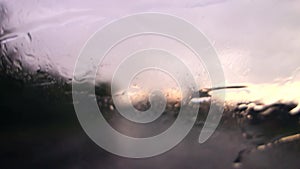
[1,0,300,168]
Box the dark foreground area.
[1,75,300,169]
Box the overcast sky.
[1,0,300,84]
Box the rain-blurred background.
[1,0,300,169]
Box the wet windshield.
[1,0,300,168]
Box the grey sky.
[1,0,300,84]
